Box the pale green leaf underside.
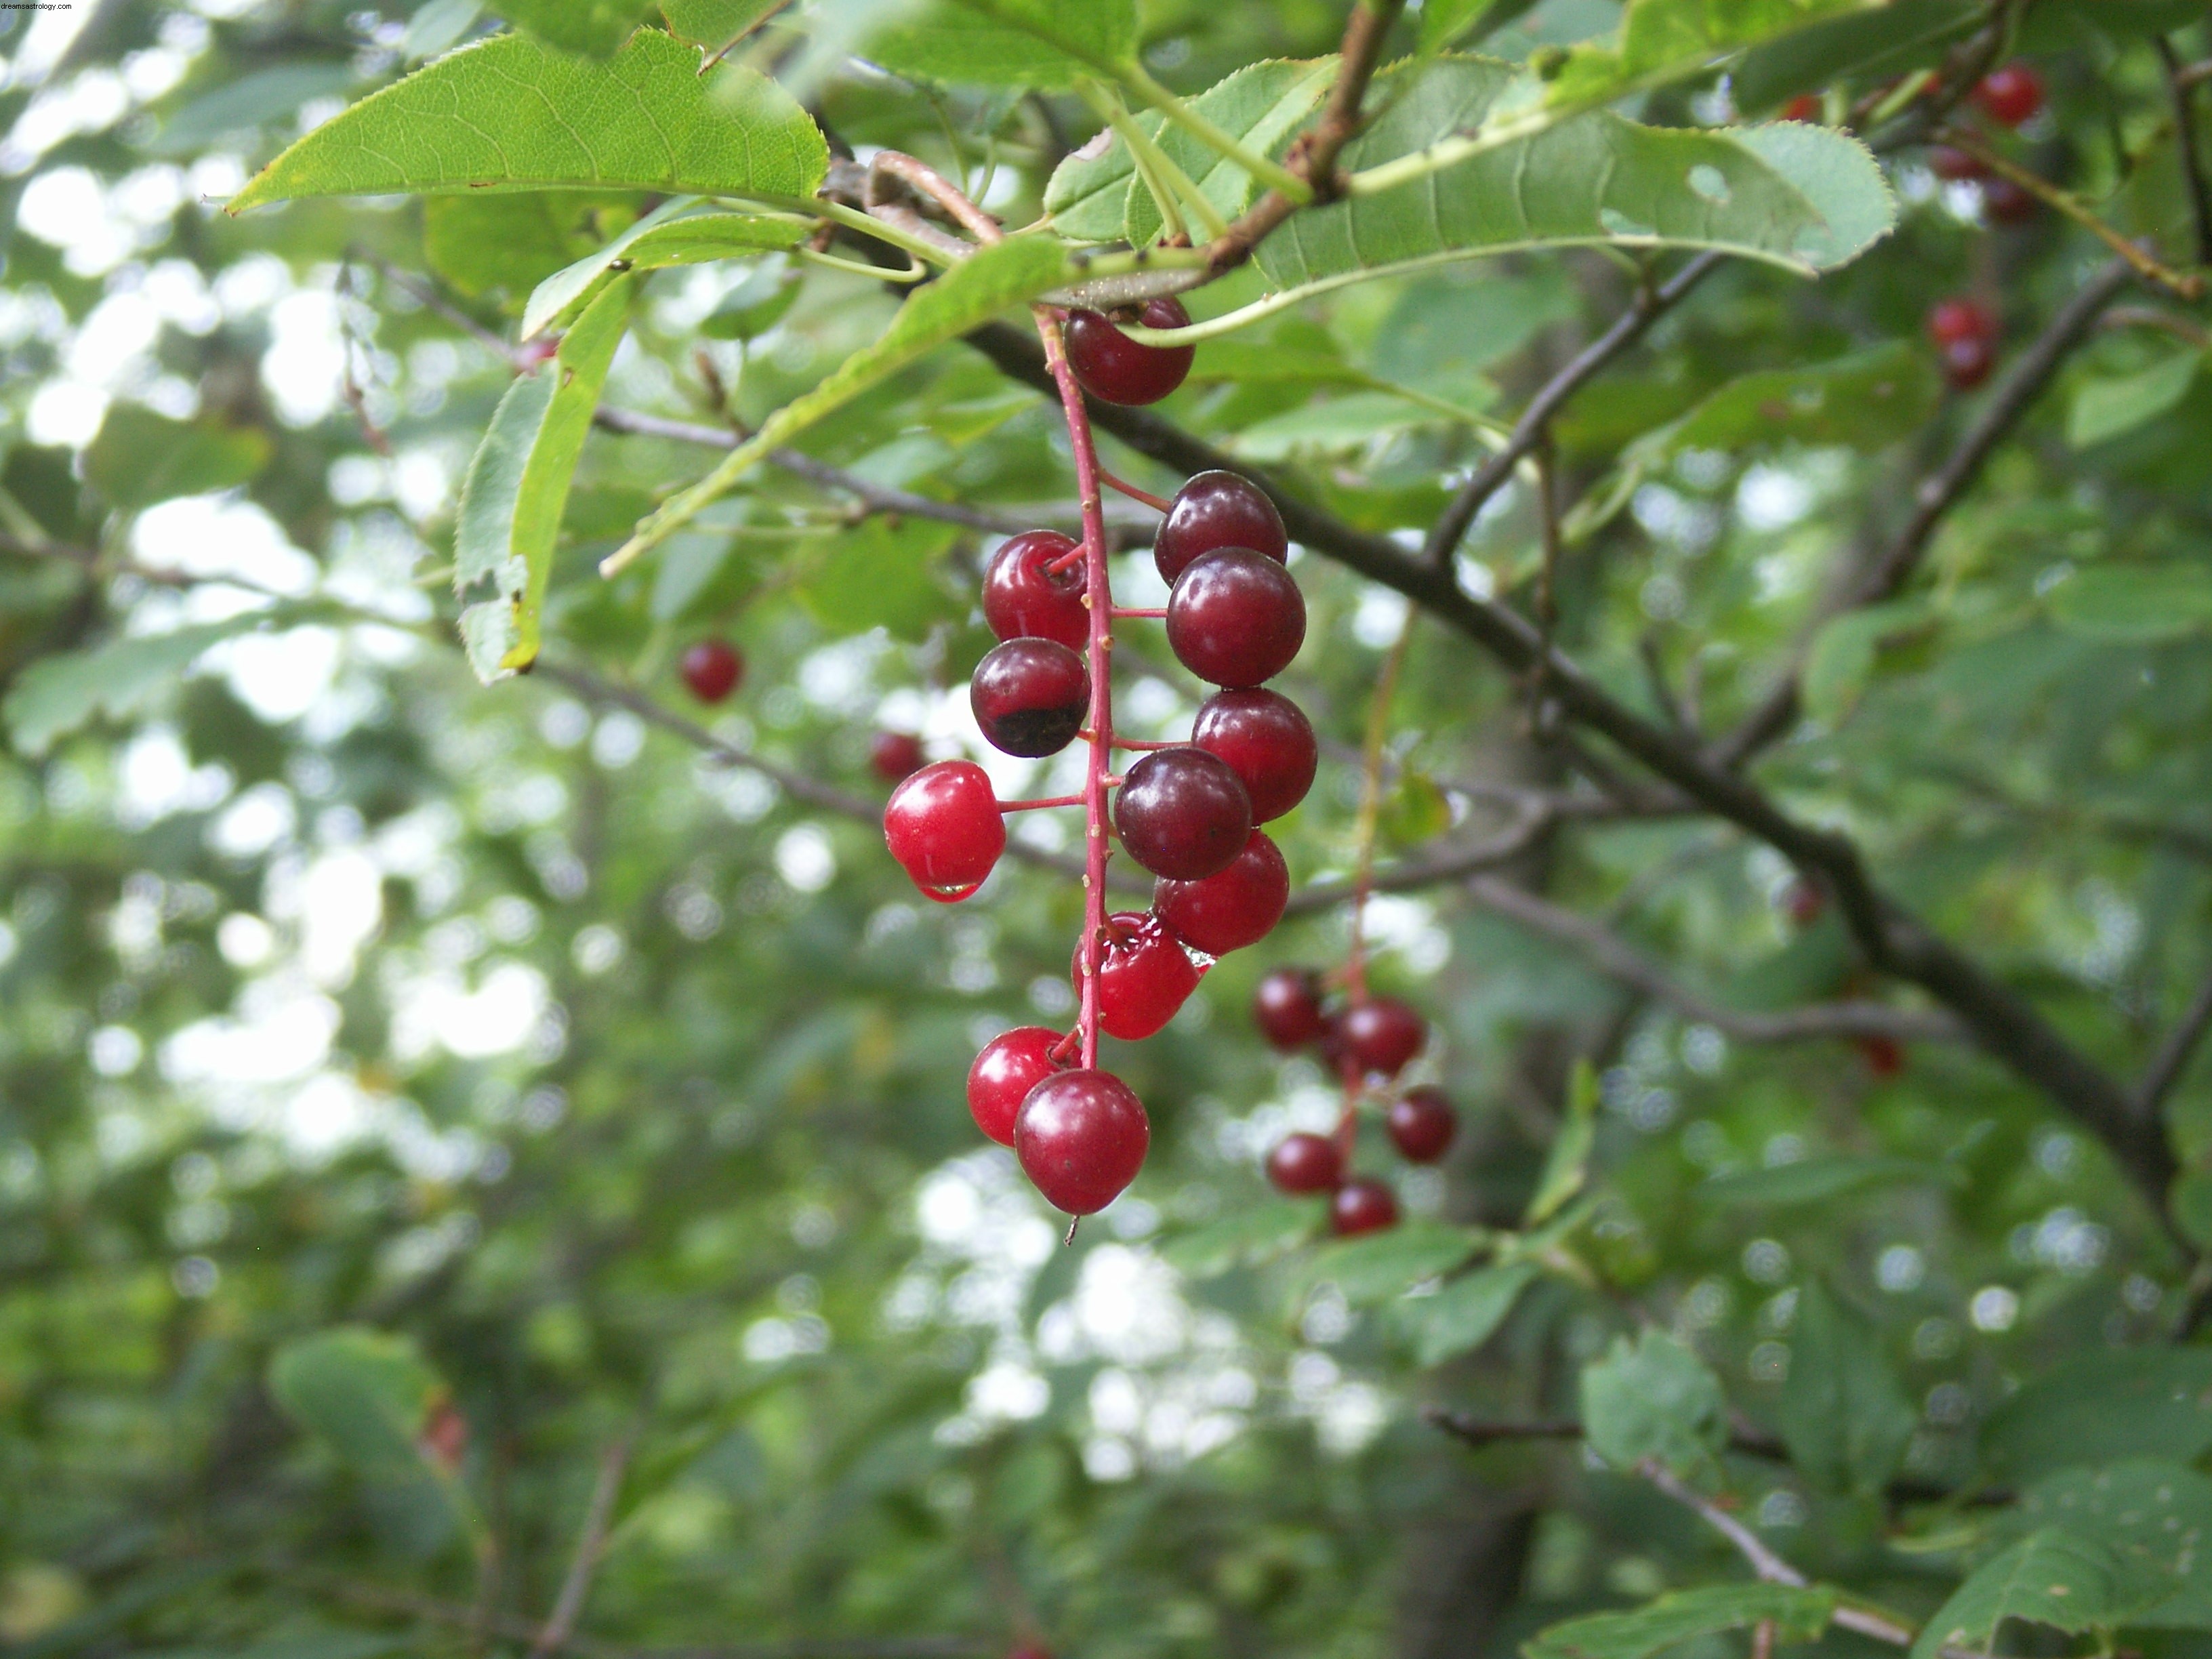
[1525,1583,1839,1659]
[228,28,827,211]
[523,198,805,337]
[455,276,632,680]
[1910,1530,2127,1659]
[2010,1459,2212,1623]
[1256,57,1893,290]
[613,235,1078,569]
[1290,1221,1484,1307]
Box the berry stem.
[1110,606,1168,619]
[1098,470,1174,512]
[1035,305,1116,1072]
[1347,609,1418,1004]
[999,793,1086,813]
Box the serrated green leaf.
[1526,1059,1597,1227]
[1701,1154,1963,1208]
[487,0,659,55]
[1801,597,1933,724]
[523,199,805,337]
[1291,1221,1484,1307]
[1780,1282,1915,1496]
[455,276,632,680]
[1042,59,1332,247]
[83,406,271,510]
[1580,1329,1725,1476]
[614,235,1076,568]
[5,616,303,758]
[1631,343,1938,462]
[1421,0,1544,54]
[1526,1583,1839,1659]
[1911,1530,2127,1659]
[228,29,827,211]
[2046,564,2212,643]
[1399,1261,1536,1366]
[863,0,1135,89]
[1982,1349,2212,1482]
[422,192,644,310]
[795,517,960,642]
[2007,1460,2212,1625]
[1260,58,1893,294]
[1159,1197,1318,1277]
[2069,353,2202,448]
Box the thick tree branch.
[2139,967,2212,1117]
[1716,257,2137,766]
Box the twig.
[1282,807,1553,918]
[1421,253,1725,569]
[1716,255,2137,767]
[2160,38,2212,266]
[530,1432,635,1659]
[1463,876,1965,1045]
[2137,967,2212,1116]
[1940,134,2199,298]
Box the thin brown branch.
[1421,253,1726,569]
[531,1432,635,1659]
[1716,255,2137,768]
[1283,807,1553,919]
[2160,38,2212,266]
[2139,967,2212,1117]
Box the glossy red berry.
[1166,548,1305,688]
[1782,879,1826,928]
[1154,470,1288,584]
[1153,830,1287,957]
[1330,1177,1399,1236]
[1387,1086,1458,1164]
[1858,1034,1907,1078]
[1113,746,1253,881]
[1927,144,1989,182]
[1939,335,1995,390]
[1973,62,2043,127]
[968,1026,1065,1146]
[1073,911,1200,1041]
[679,638,743,702]
[1191,688,1316,823]
[1779,93,1822,123]
[1927,299,1998,391]
[1015,1069,1150,1214]
[870,730,926,782]
[1983,175,2038,224]
[970,638,1088,758]
[982,529,1088,651]
[1342,998,1425,1079]
[1064,295,1194,407]
[1267,1131,1343,1195]
[884,760,1005,901]
[1252,967,1328,1050]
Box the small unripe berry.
[680,638,743,702]
[1015,1069,1149,1214]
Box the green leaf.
[1580,1329,1725,1476]
[5,617,298,758]
[1732,1,1982,114]
[1256,58,1894,298]
[1290,1221,1484,1307]
[1778,1282,1914,1496]
[1910,1530,2127,1659]
[794,517,961,642]
[863,0,1136,89]
[1043,58,1334,245]
[1159,1196,1317,1278]
[1234,392,1460,462]
[486,0,659,55]
[1525,1583,1840,1659]
[523,199,805,338]
[2069,352,2200,448]
[1526,1059,1598,1227]
[1544,0,1891,113]
[1420,0,1544,54]
[149,62,360,155]
[83,406,271,510]
[1701,1154,1963,1208]
[1398,1261,1537,1366]
[454,275,632,680]
[699,258,804,340]
[228,29,827,211]
[1629,343,1939,462]
[1982,1349,2212,1482]
[422,192,644,310]
[662,0,786,46]
[2009,1460,2212,1625]
[613,235,1077,569]
[2046,564,2212,643]
[1801,597,1932,724]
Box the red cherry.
[1782,879,1826,928]
[1112,746,1252,881]
[970,638,1088,758]
[1008,1649,1053,1659]
[1926,298,1996,346]
[1983,175,2039,224]
[1857,1034,1907,1078]
[1153,830,1288,956]
[1064,295,1194,407]
[1252,967,1328,1050]
[1154,470,1288,584]
[1191,688,1315,824]
[1973,62,2043,127]
[968,1026,1065,1146]
[1166,548,1305,688]
[870,730,926,782]
[1267,1131,1343,1195]
[1015,1068,1150,1213]
[1342,998,1425,1080]
[1927,144,1989,181]
[679,638,743,702]
[982,529,1088,651]
[1073,910,1200,1041]
[1387,1086,1458,1164]
[1940,335,1995,390]
[884,760,1005,901]
[1779,93,1822,123]
[1330,1177,1399,1237]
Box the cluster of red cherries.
[1249,967,1457,1237]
